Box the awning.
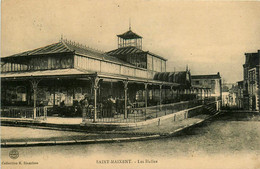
[1,68,94,80]
[1,68,180,87]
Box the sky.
[2,0,260,83]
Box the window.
[249,70,255,82]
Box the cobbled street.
[1,111,260,169]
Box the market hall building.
[1,29,211,122]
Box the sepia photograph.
[1,0,260,169]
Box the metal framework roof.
[154,71,191,85]
[1,68,179,87]
[106,46,167,61]
[117,30,142,39]
[1,40,133,67]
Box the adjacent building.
[191,73,222,101]
[237,81,243,109]
[242,50,260,111]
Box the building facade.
[243,50,260,111]
[191,73,222,101]
[228,85,238,107]
[237,81,243,109]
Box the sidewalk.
[1,112,220,147]
[0,117,82,125]
[123,114,210,135]
[1,126,146,146]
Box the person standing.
[81,95,89,121]
[107,95,115,117]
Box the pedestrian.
[81,95,89,120]
[60,100,66,117]
[107,95,115,117]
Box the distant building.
[243,50,260,111]
[221,83,229,107]
[191,73,222,101]
[229,84,238,107]
[237,81,243,109]
[221,83,240,108]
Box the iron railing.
[0,106,47,120]
[83,99,203,123]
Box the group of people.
[78,95,134,118]
[54,94,136,118]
